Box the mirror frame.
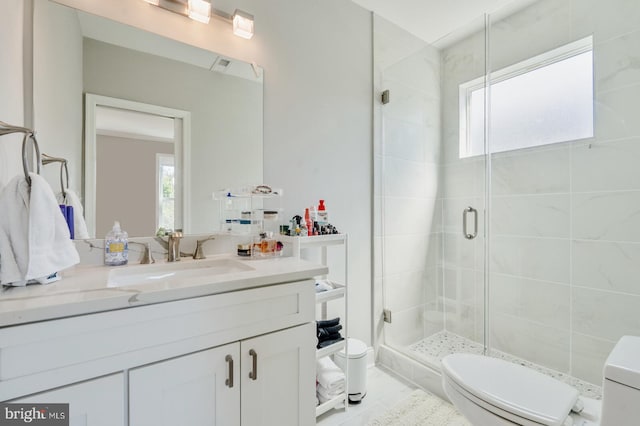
[84,93,192,237]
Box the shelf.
[315,282,345,303]
[212,188,283,200]
[316,393,347,417]
[316,340,345,359]
[281,234,346,248]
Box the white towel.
[0,173,80,286]
[59,188,89,239]
[317,382,345,401]
[316,356,345,391]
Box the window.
[459,36,594,158]
[157,154,175,231]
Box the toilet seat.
[442,354,580,426]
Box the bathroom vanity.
[0,256,326,426]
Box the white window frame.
[459,36,594,158]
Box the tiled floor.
[316,365,421,425]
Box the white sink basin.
[107,258,254,288]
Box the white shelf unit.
[282,234,349,418]
[214,189,283,257]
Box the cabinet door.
[129,343,240,426]
[240,323,316,426]
[14,374,124,426]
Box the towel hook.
[60,161,69,200]
[42,153,69,200]
[0,121,41,186]
[22,133,41,187]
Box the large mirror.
[33,0,263,238]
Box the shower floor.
[407,331,602,399]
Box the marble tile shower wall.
[440,0,640,385]
[373,15,443,349]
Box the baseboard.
[377,344,449,402]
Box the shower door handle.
[463,206,478,240]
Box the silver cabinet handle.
[249,349,257,381]
[225,355,234,388]
[463,206,478,240]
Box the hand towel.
[316,356,345,390]
[59,188,89,239]
[0,173,80,286]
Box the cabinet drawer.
[0,280,313,400]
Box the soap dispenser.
[104,221,129,266]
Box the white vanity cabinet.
[14,374,125,426]
[129,323,315,426]
[240,323,316,426]
[129,343,240,426]
[0,278,318,426]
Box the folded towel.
[317,317,340,328]
[318,332,342,343]
[316,356,345,390]
[59,188,89,239]
[317,324,342,339]
[317,383,345,403]
[0,173,80,286]
[317,337,345,349]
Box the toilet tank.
[600,336,640,426]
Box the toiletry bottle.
[104,221,129,266]
[317,200,329,225]
[304,208,312,236]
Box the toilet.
[441,335,640,426]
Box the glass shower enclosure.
[375,0,640,395]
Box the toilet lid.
[442,354,579,426]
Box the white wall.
[33,0,83,194]
[44,0,374,344]
[0,0,26,187]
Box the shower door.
[374,14,489,368]
[376,0,640,392]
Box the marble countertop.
[0,255,327,328]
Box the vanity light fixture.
[141,0,211,25]
[210,8,255,39]
[232,9,254,39]
[187,0,211,24]
[141,0,253,39]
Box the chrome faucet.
[193,236,216,259]
[167,231,183,262]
